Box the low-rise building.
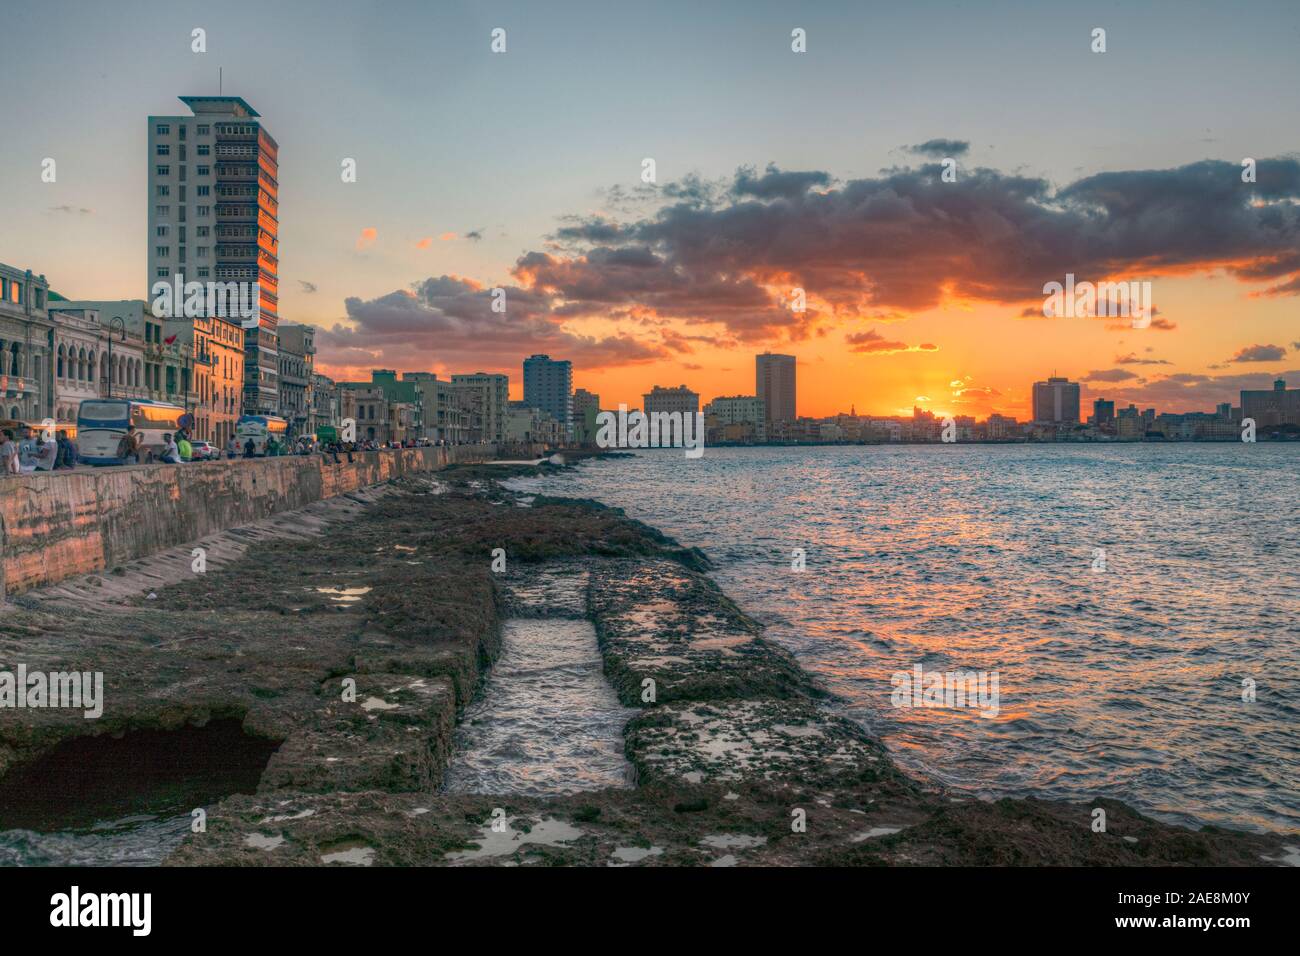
[337,380,415,444]
[1116,405,1145,441]
[49,302,152,405]
[1241,378,1299,428]
[310,372,338,435]
[451,372,509,443]
[49,307,103,422]
[56,299,188,407]
[401,372,471,444]
[189,315,245,445]
[0,263,54,421]
[276,324,315,438]
[571,388,602,444]
[984,414,1019,440]
[506,400,560,445]
[703,395,765,442]
[643,384,700,417]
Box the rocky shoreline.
[0,457,1295,866]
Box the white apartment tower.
[147,95,280,416]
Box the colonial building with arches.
[0,262,54,422]
[48,305,150,410]
[50,308,105,421]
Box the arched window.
[57,344,66,378]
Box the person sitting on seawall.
[54,429,78,470]
[17,425,39,472]
[177,429,193,463]
[31,434,57,472]
[225,436,239,460]
[160,433,182,464]
[115,424,141,465]
[1,429,20,475]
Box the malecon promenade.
[0,450,1294,866]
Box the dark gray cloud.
[1083,368,1300,410]
[521,157,1300,341]
[1083,368,1142,382]
[315,275,664,374]
[1115,352,1171,365]
[732,164,832,200]
[322,154,1300,376]
[298,280,319,294]
[907,139,971,157]
[1229,343,1287,362]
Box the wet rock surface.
[2,459,1296,866]
[625,698,900,789]
[589,558,818,706]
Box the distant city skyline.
[4,0,1299,418]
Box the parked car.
[190,440,216,461]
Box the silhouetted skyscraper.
[1033,376,1080,423]
[756,352,796,423]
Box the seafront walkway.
[0,443,539,601]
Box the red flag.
[164,334,177,345]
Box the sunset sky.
[2,0,1298,418]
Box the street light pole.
[106,316,125,399]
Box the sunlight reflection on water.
[508,443,1300,833]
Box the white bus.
[76,399,185,465]
[235,415,289,456]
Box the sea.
[506,442,1300,833]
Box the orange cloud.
[415,237,432,249]
[845,329,939,354]
[356,227,377,250]
[440,232,458,241]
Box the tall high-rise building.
[147,96,280,415]
[1092,398,1115,427]
[1032,376,1080,423]
[756,352,796,423]
[522,354,572,433]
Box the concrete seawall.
[0,445,524,599]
